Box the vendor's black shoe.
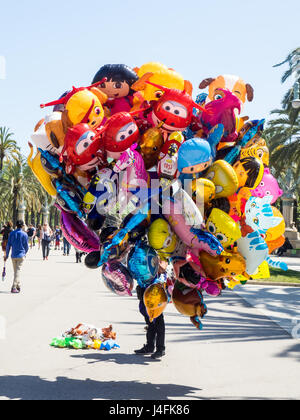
[134,345,154,355]
[151,350,166,360]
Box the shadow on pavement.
[71,352,157,366]
[117,293,292,344]
[0,375,202,400]
[274,342,300,362]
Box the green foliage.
[0,155,48,226]
[0,127,21,171]
[265,48,300,184]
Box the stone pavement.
[0,247,299,400]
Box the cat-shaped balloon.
[244,195,282,235]
[238,195,285,275]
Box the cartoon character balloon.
[148,218,178,261]
[205,160,239,198]
[127,243,159,288]
[251,168,283,204]
[199,251,249,280]
[60,123,107,175]
[101,111,140,160]
[40,82,107,129]
[146,81,206,133]
[206,209,242,248]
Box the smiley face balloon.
[206,208,241,248]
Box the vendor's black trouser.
[146,314,166,352]
[137,285,166,352]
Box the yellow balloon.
[240,145,270,166]
[148,218,177,261]
[205,160,239,198]
[65,90,104,129]
[92,340,102,350]
[206,208,241,248]
[132,62,186,102]
[144,283,168,323]
[199,251,249,280]
[27,143,57,197]
[189,178,216,204]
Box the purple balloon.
[60,210,100,253]
[101,261,134,297]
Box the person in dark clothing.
[75,250,85,263]
[277,237,293,257]
[1,222,13,255]
[63,236,71,256]
[27,225,36,248]
[40,223,53,261]
[55,226,62,250]
[135,285,166,360]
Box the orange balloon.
[267,235,285,254]
[265,207,285,242]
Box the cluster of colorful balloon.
[30,63,287,330]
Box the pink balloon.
[60,210,100,253]
[252,168,283,204]
[162,200,222,256]
[101,261,134,296]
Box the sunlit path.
[0,248,299,400]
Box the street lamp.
[42,196,49,224]
[292,80,300,109]
[17,200,26,223]
[17,165,26,222]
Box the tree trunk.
[12,196,18,228]
[55,207,60,227]
[31,210,35,226]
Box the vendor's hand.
[4,256,7,262]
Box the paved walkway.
[0,248,299,400]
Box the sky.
[0,0,299,154]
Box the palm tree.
[273,48,300,124]
[273,48,300,84]
[264,109,300,177]
[0,127,21,172]
[0,159,46,225]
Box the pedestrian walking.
[4,220,29,294]
[75,250,85,263]
[1,222,13,256]
[63,236,71,256]
[40,223,53,261]
[27,225,36,249]
[55,226,62,250]
[36,225,42,250]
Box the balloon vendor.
[30,62,288,361]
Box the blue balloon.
[127,242,159,288]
